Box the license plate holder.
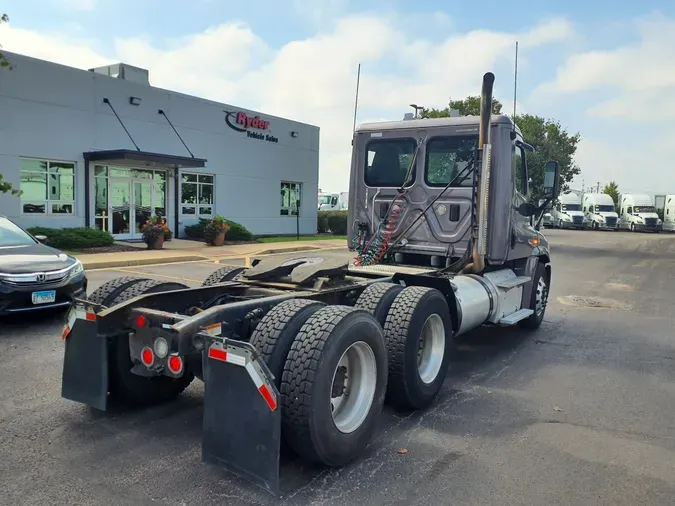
[32,290,56,305]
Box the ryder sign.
[224,110,279,144]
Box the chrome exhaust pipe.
[462,72,494,274]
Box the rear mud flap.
[61,306,109,411]
[202,339,281,494]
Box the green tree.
[602,181,619,207]
[0,13,20,196]
[419,96,582,201]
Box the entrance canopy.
[83,149,207,169]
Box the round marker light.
[168,355,183,375]
[154,337,169,359]
[136,315,146,328]
[141,347,154,366]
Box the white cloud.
[538,12,675,195]
[60,0,97,11]
[0,13,573,192]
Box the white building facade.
[0,52,320,239]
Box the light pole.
[409,104,423,119]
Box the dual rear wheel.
[248,282,453,467]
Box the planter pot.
[147,235,165,250]
[211,231,226,246]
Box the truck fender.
[516,253,550,310]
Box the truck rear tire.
[201,266,245,286]
[108,280,195,406]
[383,286,452,411]
[87,276,148,306]
[519,263,549,330]
[249,298,326,387]
[354,282,404,327]
[281,306,387,467]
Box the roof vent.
[403,112,414,120]
[88,63,150,86]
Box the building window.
[20,158,75,215]
[181,173,214,217]
[281,182,302,216]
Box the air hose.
[353,193,407,266]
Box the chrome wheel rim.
[417,314,445,384]
[330,341,377,434]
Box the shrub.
[26,226,115,250]
[325,210,348,235]
[184,217,253,241]
[204,215,231,245]
[317,211,330,234]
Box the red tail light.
[136,315,146,328]
[168,354,183,374]
[141,347,154,366]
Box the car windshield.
[319,196,331,205]
[596,205,615,212]
[634,206,655,213]
[562,204,581,211]
[0,217,36,247]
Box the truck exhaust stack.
[463,71,495,274]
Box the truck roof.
[355,114,522,136]
[620,194,653,205]
[583,193,614,203]
[559,193,581,202]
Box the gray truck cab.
[347,114,549,271]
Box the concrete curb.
[254,245,321,255]
[82,255,207,270]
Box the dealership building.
[0,52,320,240]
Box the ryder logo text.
[224,110,279,144]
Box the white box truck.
[618,194,662,232]
[582,193,619,230]
[551,192,585,229]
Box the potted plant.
[204,215,231,246]
[159,217,172,241]
[141,216,166,250]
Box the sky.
[1,0,674,195]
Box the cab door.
[510,138,531,257]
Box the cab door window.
[512,142,528,196]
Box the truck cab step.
[495,276,531,290]
[499,308,534,325]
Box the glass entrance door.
[109,179,132,238]
[133,180,153,235]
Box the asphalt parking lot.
[2,228,675,505]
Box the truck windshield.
[319,196,331,205]
[425,134,479,187]
[634,206,655,213]
[595,205,614,212]
[562,204,581,211]
[365,138,417,187]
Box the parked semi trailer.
[59,72,561,493]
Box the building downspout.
[462,72,494,274]
[174,167,180,239]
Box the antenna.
[352,63,361,133]
[512,41,518,128]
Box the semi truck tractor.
[318,191,349,211]
[618,194,662,232]
[59,72,560,493]
[654,194,675,231]
[582,193,619,230]
[551,192,585,229]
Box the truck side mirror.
[541,161,560,201]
